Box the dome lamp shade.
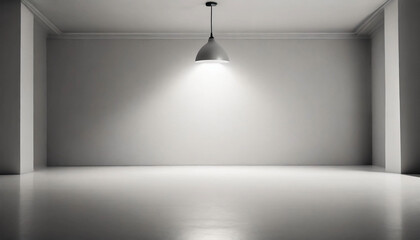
[195,2,229,63]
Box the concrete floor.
[1,166,419,240]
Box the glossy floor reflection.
[1,166,420,240]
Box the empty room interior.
[1,0,420,239]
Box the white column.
[384,0,401,173]
[0,1,34,174]
[20,3,34,173]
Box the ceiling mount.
[205,1,217,7]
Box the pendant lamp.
[195,1,230,63]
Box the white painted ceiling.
[28,0,387,33]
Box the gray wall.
[399,0,420,173]
[47,39,371,166]
[371,25,385,168]
[0,0,21,173]
[34,19,48,169]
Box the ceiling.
[28,0,388,34]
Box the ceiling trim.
[354,0,391,35]
[23,0,386,39]
[50,32,368,40]
[21,0,62,34]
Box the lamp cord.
[210,5,214,38]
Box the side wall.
[0,0,21,173]
[398,0,420,173]
[47,39,372,166]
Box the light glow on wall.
[131,62,276,164]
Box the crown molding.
[366,11,385,35]
[21,0,381,40]
[49,32,368,40]
[355,0,391,35]
[21,0,62,34]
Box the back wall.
[47,38,371,165]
